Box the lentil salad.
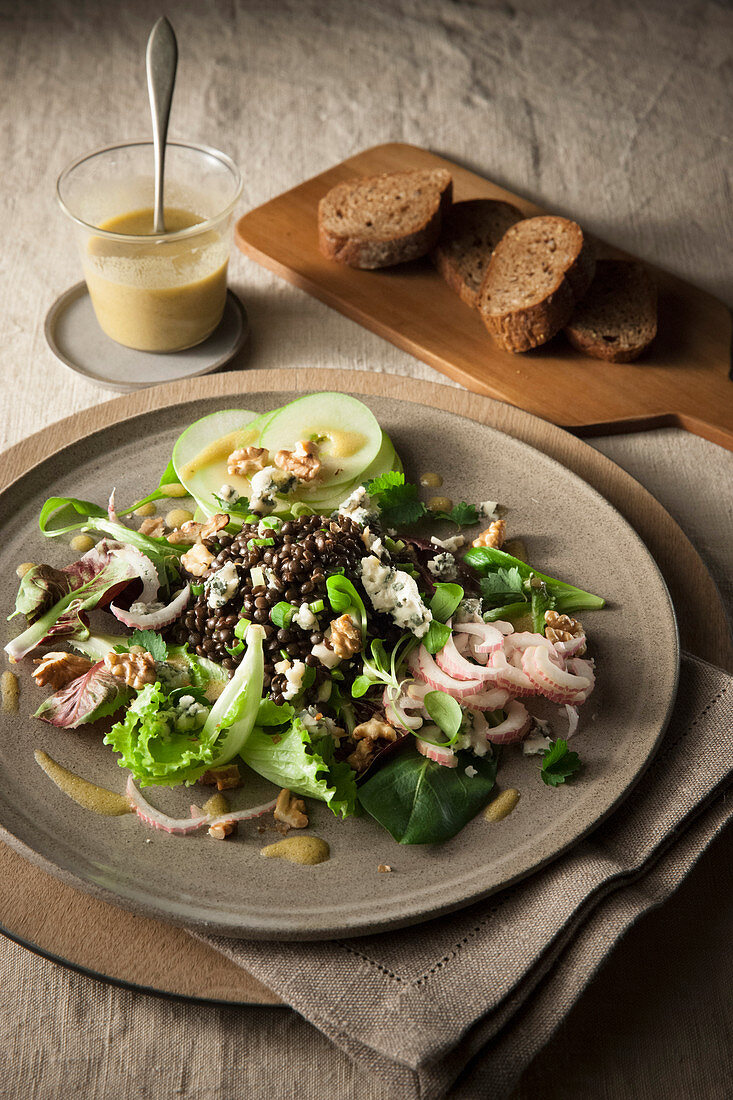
[6,393,606,846]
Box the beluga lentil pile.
[170,512,406,705]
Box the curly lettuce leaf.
[241,717,357,819]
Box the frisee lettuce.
[240,717,357,819]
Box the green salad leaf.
[541,740,582,787]
[423,690,463,741]
[241,717,358,819]
[364,471,428,527]
[466,546,605,618]
[358,748,498,844]
[429,582,464,623]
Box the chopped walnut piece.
[472,519,506,549]
[274,788,308,829]
[348,716,397,773]
[352,716,397,742]
[347,739,375,773]
[138,515,166,538]
[32,652,93,690]
[104,649,157,690]
[227,446,269,477]
[274,439,321,482]
[200,764,242,791]
[544,610,586,654]
[167,512,229,546]
[377,864,393,873]
[208,821,236,840]
[180,542,215,577]
[328,613,362,660]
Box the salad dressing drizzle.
[260,835,330,865]
[34,750,133,816]
[180,427,259,482]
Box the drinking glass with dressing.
[57,141,242,352]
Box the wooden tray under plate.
[0,368,730,1003]
[235,144,733,450]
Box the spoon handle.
[146,17,178,235]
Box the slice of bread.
[318,168,452,269]
[477,216,595,353]
[564,260,657,362]
[431,199,523,307]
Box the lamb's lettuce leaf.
[241,717,357,819]
[358,748,498,844]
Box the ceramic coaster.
[44,283,248,392]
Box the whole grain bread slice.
[431,199,523,307]
[564,260,657,362]
[477,216,595,353]
[318,168,452,269]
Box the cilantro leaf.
[128,629,167,661]
[540,739,582,787]
[479,567,527,609]
[364,472,428,527]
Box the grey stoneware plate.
[0,390,679,940]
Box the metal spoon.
[146,16,178,235]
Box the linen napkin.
[193,654,732,1100]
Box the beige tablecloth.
[1,1,731,1097]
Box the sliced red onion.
[489,649,536,697]
[107,488,125,527]
[566,658,596,699]
[504,631,556,658]
[484,700,531,744]
[461,686,512,710]
[109,545,159,604]
[409,648,488,699]
[521,647,591,704]
[127,776,208,835]
[383,684,424,731]
[206,800,277,827]
[111,584,190,629]
[565,704,580,737]
[416,737,458,767]
[435,632,500,684]
[553,633,587,659]
[452,621,505,653]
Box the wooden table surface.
[1,2,731,1098]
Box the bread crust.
[318,169,452,269]
[565,260,657,362]
[477,216,595,353]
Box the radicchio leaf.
[35,661,131,728]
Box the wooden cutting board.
[0,368,731,1005]
[235,144,733,451]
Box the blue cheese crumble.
[427,552,457,581]
[338,485,378,526]
[205,561,240,610]
[249,466,297,514]
[360,555,432,638]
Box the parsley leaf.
[128,629,167,662]
[432,501,479,527]
[540,739,582,787]
[480,567,526,608]
[364,471,428,527]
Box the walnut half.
[200,764,242,791]
[227,446,270,477]
[472,519,506,549]
[274,788,309,829]
[32,652,93,690]
[328,613,362,660]
[347,716,397,773]
[104,649,157,690]
[274,440,321,482]
[544,610,586,654]
[179,542,215,577]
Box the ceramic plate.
[0,390,678,940]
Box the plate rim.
[0,372,680,940]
